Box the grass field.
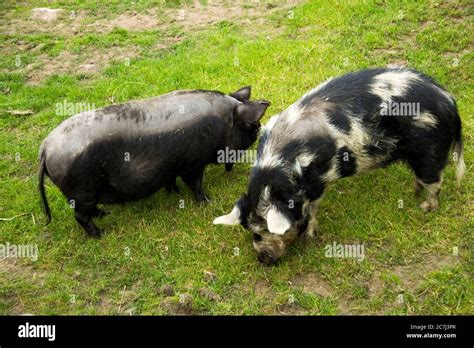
[0,0,472,315]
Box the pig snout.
[257,250,278,266]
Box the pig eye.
[253,233,262,242]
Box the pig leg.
[90,206,109,218]
[408,158,445,212]
[71,195,101,237]
[305,195,325,238]
[165,177,180,193]
[64,178,103,236]
[418,178,443,212]
[413,178,424,197]
[182,167,210,203]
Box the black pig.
[39,87,269,237]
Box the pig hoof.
[420,201,438,212]
[305,221,318,238]
[196,193,211,203]
[86,227,102,238]
[91,232,102,239]
[305,227,317,238]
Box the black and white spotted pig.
[214,68,465,265]
[39,87,269,237]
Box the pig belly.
[98,165,170,203]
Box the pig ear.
[214,196,249,226]
[235,100,270,124]
[213,205,241,225]
[230,86,251,102]
[266,206,291,235]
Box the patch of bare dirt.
[334,254,460,314]
[419,19,434,29]
[23,46,140,86]
[97,294,115,314]
[106,12,162,32]
[373,48,399,55]
[3,1,304,36]
[0,258,47,315]
[118,282,143,314]
[158,284,175,297]
[162,293,198,315]
[442,45,473,61]
[367,254,459,298]
[393,254,459,290]
[2,1,304,85]
[385,60,409,69]
[198,287,222,301]
[165,0,300,29]
[3,10,84,36]
[291,273,332,297]
[254,279,272,297]
[436,0,471,10]
[0,257,46,285]
[276,303,307,315]
[369,46,408,68]
[31,8,64,21]
[94,282,143,315]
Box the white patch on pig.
[344,118,374,172]
[412,111,438,129]
[293,161,303,177]
[321,156,340,183]
[296,152,314,168]
[255,114,284,167]
[285,103,303,125]
[256,186,272,218]
[256,153,283,171]
[370,69,421,103]
[263,114,279,134]
[294,152,315,176]
[249,223,264,233]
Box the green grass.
[0,0,473,315]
